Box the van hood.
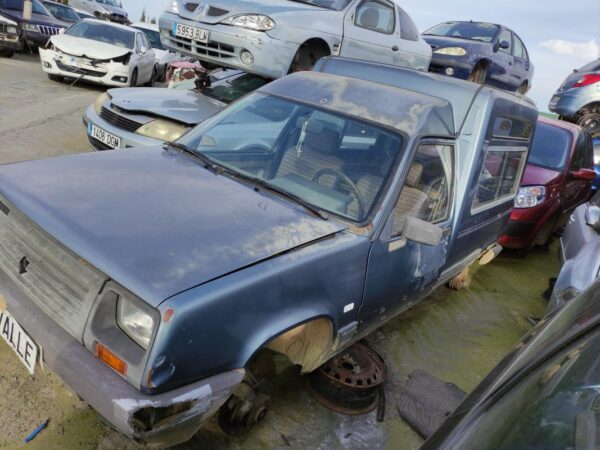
[1,9,69,27]
[107,87,224,125]
[175,0,327,25]
[0,147,344,306]
[50,33,131,59]
[423,35,489,52]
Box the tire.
[289,43,330,73]
[47,73,64,82]
[0,49,14,58]
[468,62,487,85]
[130,68,138,87]
[517,82,529,95]
[577,113,600,138]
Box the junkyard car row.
[0,0,599,448]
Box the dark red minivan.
[500,117,596,249]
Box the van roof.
[313,56,535,136]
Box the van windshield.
[287,0,352,11]
[424,22,500,43]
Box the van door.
[359,142,455,328]
[491,28,515,90]
[512,33,531,89]
[341,0,399,66]
[562,131,595,214]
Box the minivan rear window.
[528,122,571,171]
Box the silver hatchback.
[158,0,431,79]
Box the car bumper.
[548,90,591,118]
[0,267,244,447]
[0,33,20,51]
[498,204,553,249]
[159,12,298,79]
[428,55,473,80]
[83,106,163,150]
[39,47,131,87]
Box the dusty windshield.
[134,27,164,50]
[42,1,80,21]
[97,0,120,6]
[181,93,404,222]
[287,0,352,11]
[65,21,134,48]
[424,22,500,43]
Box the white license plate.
[0,310,38,375]
[173,23,208,42]
[88,123,121,149]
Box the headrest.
[359,8,380,30]
[301,120,341,155]
[406,162,423,187]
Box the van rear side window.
[472,146,528,212]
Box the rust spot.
[163,308,175,323]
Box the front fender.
[143,231,370,394]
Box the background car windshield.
[0,0,46,13]
[183,93,404,222]
[202,74,270,104]
[97,0,120,6]
[528,122,571,170]
[134,27,164,50]
[424,22,499,43]
[42,2,79,21]
[65,21,134,49]
[289,0,353,11]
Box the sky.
[123,0,600,111]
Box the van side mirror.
[402,216,443,246]
[586,205,600,232]
[140,46,147,55]
[570,168,596,181]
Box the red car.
[500,117,595,249]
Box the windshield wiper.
[163,141,220,173]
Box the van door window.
[354,0,396,35]
[498,28,512,54]
[472,146,528,211]
[397,6,419,41]
[392,144,454,235]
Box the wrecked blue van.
[0,57,536,446]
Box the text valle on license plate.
[0,310,38,375]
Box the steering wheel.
[312,168,366,219]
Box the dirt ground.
[0,53,560,449]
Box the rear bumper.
[0,268,243,447]
[159,12,298,79]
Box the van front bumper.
[0,268,243,447]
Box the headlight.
[136,118,188,141]
[93,92,109,114]
[555,286,581,305]
[24,23,40,32]
[221,14,275,31]
[167,0,179,14]
[434,47,467,56]
[7,26,17,34]
[594,152,600,165]
[117,296,156,349]
[514,186,545,209]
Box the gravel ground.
[0,52,560,449]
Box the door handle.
[392,45,399,51]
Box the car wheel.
[130,68,138,87]
[145,66,157,87]
[289,41,330,73]
[468,62,487,85]
[47,73,64,82]
[577,113,600,138]
[517,82,529,95]
[0,49,15,58]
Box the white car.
[132,21,182,80]
[40,19,157,87]
[67,0,128,24]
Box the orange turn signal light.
[95,342,127,376]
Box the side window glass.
[143,35,151,50]
[513,35,524,59]
[354,0,395,35]
[392,144,454,236]
[398,7,419,41]
[136,34,144,52]
[472,147,527,211]
[571,132,592,171]
[499,29,512,55]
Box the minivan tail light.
[574,74,600,88]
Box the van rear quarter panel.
[446,93,538,267]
